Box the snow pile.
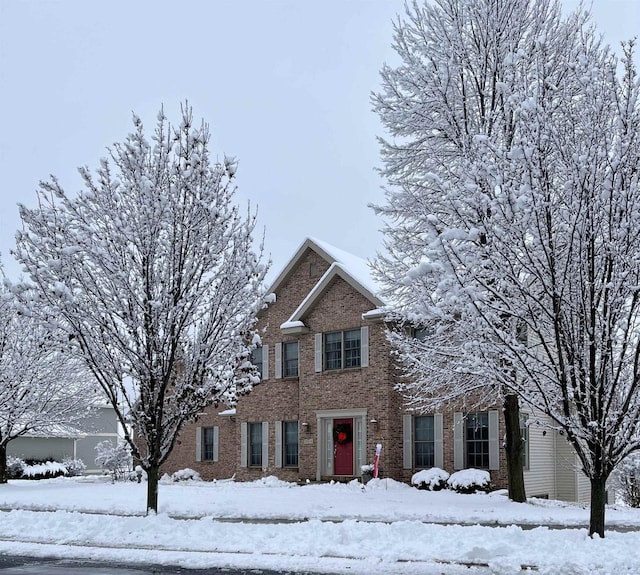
[168,468,202,482]
[447,469,491,493]
[21,461,67,479]
[411,468,450,490]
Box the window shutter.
[325,419,334,475]
[240,422,248,467]
[489,410,500,470]
[262,422,269,468]
[360,326,369,368]
[314,333,322,372]
[262,344,269,380]
[275,421,283,468]
[213,426,219,463]
[275,343,282,379]
[434,414,444,469]
[355,417,364,473]
[453,412,464,470]
[195,426,202,462]
[402,414,412,469]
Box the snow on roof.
[307,237,384,301]
[269,237,388,330]
[22,424,87,439]
[279,320,306,330]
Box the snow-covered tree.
[373,0,640,537]
[0,277,98,484]
[372,0,568,504]
[14,104,269,512]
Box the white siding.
[555,433,578,501]
[576,468,592,504]
[522,413,557,499]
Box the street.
[0,556,306,575]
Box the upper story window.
[414,327,430,341]
[283,341,299,377]
[324,329,361,370]
[315,327,369,373]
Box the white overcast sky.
[0,1,638,282]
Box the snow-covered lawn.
[1,475,640,574]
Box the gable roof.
[268,238,386,333]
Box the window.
[283,342,299,377]
[414,327,431,341]
[324,329,361,370]
[202,427,216,461]
[249,422,262,467]
[344,329,361,367]
[414,416,435,468]
[465,412,490,469]
[283,421,299,467]
[196,426,218,463]
[251,347,263,378]
[520,414,530,470]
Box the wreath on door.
[333,423,352,445]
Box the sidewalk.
[2,502,636,532]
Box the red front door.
[333,418,354,475]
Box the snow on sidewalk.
[1,476,640,574]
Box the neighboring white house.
[7,405,120,473]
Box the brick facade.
[163,239,509,489]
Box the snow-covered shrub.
[95,440,132,481]
[170,468,202,482]
[616,454,640,507]
[22,460,67,480]
[411,468,450,491]
[447,469,491,494]
[62,457,86,477]
[6,456,25,479]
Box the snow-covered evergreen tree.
[373,0,640,537]
[0,277,98,483]
[14,104,269,512]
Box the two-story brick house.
[164,237,591,501]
